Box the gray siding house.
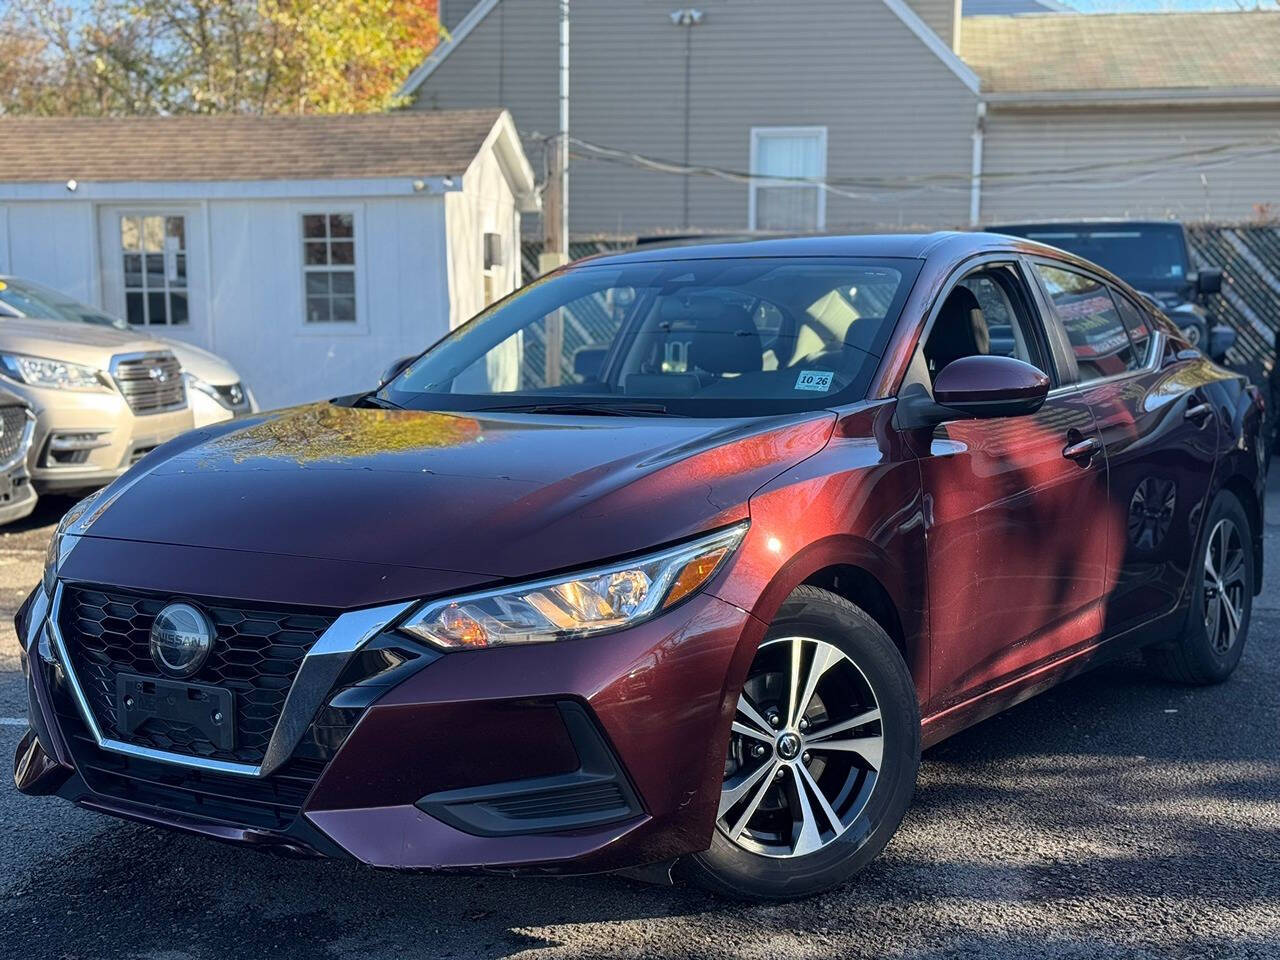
[403,2,1280,236]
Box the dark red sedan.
[15,233,1265,900]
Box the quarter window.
[302,213,357,324]
[121,215,188,326]
[749,127,826,232]
[1034,264,1137,383]
[1112,291,1153,366]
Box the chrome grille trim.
[46,582,412,778]
[109,351,187,415]
[0,404,35,472]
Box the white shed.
[0,110,538,410]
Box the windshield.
[1000,225,1191,287]
[0,277,129,329]
[383,256,920,417]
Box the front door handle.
[1062,436,1100,462]
[1185,402,1213,423]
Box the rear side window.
[1034,264,1137,383]
[1112,291,1153,366]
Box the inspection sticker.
[795,370,834,392]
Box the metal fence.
[523,227,1280,384]
[1187,224,1280,384]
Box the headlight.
[1,353,108,391]
[401,522,748,649]
[186,374,245,411]
[41,489,103,595]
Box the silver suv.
[0,311,194,496]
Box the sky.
[1066,1,1278,9]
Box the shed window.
[302,213,357,324]
[121,214,188,326]
[749,127,827,232]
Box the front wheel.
[680,586,920,900]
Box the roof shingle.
[961,11,1280,95]
[0,109,505,183]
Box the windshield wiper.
[479,400,678,417]
[353,393,403,410]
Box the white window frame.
[748,126,828,233]
[295,205,368,336]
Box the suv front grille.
[59,585,337,765]
[110,352,186,415]
[0,403,31,467]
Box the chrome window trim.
[45,581,412,779]
[0,405,35,474]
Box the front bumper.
[15,572,759,873]
[7,382,194,494]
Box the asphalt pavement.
[0,481,1277,960]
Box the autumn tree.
[0,0,442,115]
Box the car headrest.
[687,302,763,375]
[926,286,989,374]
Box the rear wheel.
[1145,490,1254,684]
[681,586,919,900]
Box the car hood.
[0,316,175,368]
[160,339,241,385]
[72,401,836,583]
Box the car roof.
[988,220,1186,232]
[569,232,1015,266]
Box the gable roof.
[397,0,980,99]
[961,11,1280,96]
[0,109,507,183]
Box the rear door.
[1029,260,1222,636]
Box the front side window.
[924,266,1048,383]
[1034,263,1138,383]
[121,214,188,326]
[302,213,357,324]
[749,127,827,232]
[385,256,920,418]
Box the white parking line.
[0,718,28,727]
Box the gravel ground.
[0,482,1277,960]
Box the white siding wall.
[203,195,450,410]
[981,105,1280,223]
[415,0,977,234]
[2,201,97,303]
[445,146,521,330]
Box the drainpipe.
[969,100,986,227]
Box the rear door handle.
[1062,437,1100,462]
[1185,402,1213,423]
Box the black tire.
[1145,489,1254,685]
[679,585,920,901]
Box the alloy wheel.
[718,636,884,858]
[1203,517,1247,655]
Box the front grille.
[59,585,337,765]
[489,782,629,820]
[0,404,30,467]
[110,352,186,415]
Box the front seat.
[925,286,990,377]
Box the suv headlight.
[1,353,108,391]
[186,374,246,411]
[401,522,748,649]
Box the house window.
[121,215,188,325]
[749,127,827,232]
[302,213,357,323]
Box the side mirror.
[379,355,416,386]
[572,344,608,381]
[933,354,1050,419]
[1207,324,1236,364]
[1195,267,1223,296]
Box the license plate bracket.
[115,674,235,751]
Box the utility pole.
[539,0,570,384]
